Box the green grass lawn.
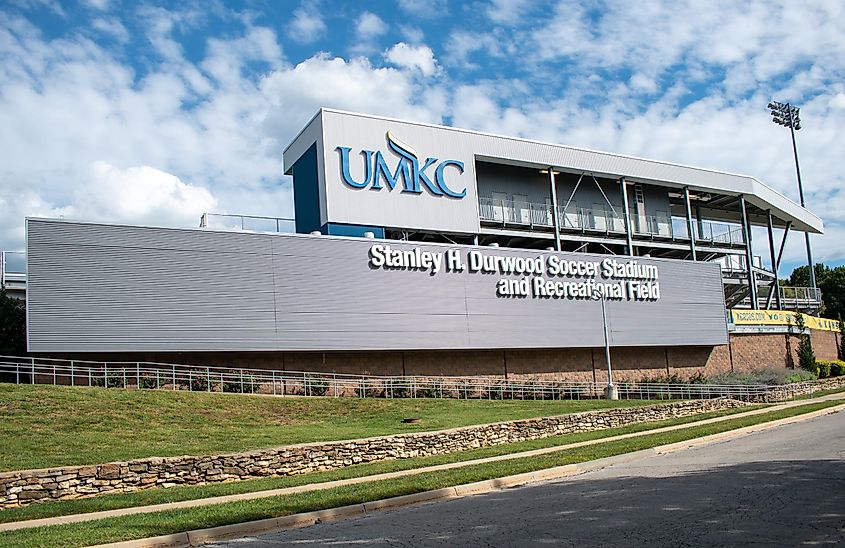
[0,400,836,548]
[0,404,760,525]
[0,384,657,472]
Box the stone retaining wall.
[766,375,845,401]
[0,398,746,509]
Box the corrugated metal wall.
[27,219,728,353]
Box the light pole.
[767,100,816,291]
[593,289,617,400]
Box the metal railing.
[199,213,295,234]
[477,197,744,245]
[0,355,799,402]
[1,251,25,288]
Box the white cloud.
[72,162,217,226]
[2,0,844,272]
[397,0,448,18]
[349,11,387,56]
[90,18,128,42]
[485,0,531,25]
[399,25,424,44]
[260,53,445,128]
[0,11,448,252]
[356,12,386,39]
[443,30,504,68]
[287,1,326,44]
[384,42,438,76]
[82,0,110,10]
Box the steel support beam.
[766,211,782,310]
[620,177,634,256]
[547,168,561,251]
[764,221,791,311]
[683,187,697,261]
[739,194,758,308]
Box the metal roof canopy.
[284,108,823,235]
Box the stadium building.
[22,109,838,381]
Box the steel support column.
[766,211,782,310]
[620,177,634,256]
[683,187,697,261]
[764,221,792,310]
[788,121,817,290]
[547,168,561,252]
[739,194,758,307]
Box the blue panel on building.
[291,143,320,234]
[323,223,385,238]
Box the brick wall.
[39,329,842,383]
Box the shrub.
[139,375,159,389]
[222,372,257,393]
[830,360,845,377]
[793,313,818,375]
[354,381,383,398]
[817,360,832,379]
[0,287,26,356]
[304,374,331,396]
[190,376,209,392]
[416,379,444,399]
[840,317,845,361]
[483,382,506,400]
[783,370,818,384]
[91,371,125,388]
[382,379,411,398]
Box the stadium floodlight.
[767,100,815,291]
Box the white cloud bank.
[0,0,843,273]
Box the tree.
[793,313,817,375]
[0,287,26,355]
[785,263,845,320]
[839,316,845,361]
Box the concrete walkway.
[1,392,843,534]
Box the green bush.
[415,379,444,399]
[91,371,125,388]
[792,313,818,375]
[839,317,845,361]
[827,360,845,377]
[379,379,411,398]
[783,370,818,384]
[139,375,159,389]
[305,374,331,396]
[354,381,383,398]
[816,360,831,379]
[222,373,257,393]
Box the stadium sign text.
[367,244,661,301]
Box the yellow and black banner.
[729,309,842,332]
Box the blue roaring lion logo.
[337,132,466,198]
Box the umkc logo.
[336,132,466,199]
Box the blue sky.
[1,0,844,276]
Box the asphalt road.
[209,410,845,547]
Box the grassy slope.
[0,400,837,548]
[0,405,760,524]
[0,384,655,471]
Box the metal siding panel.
[28,219,728,353]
